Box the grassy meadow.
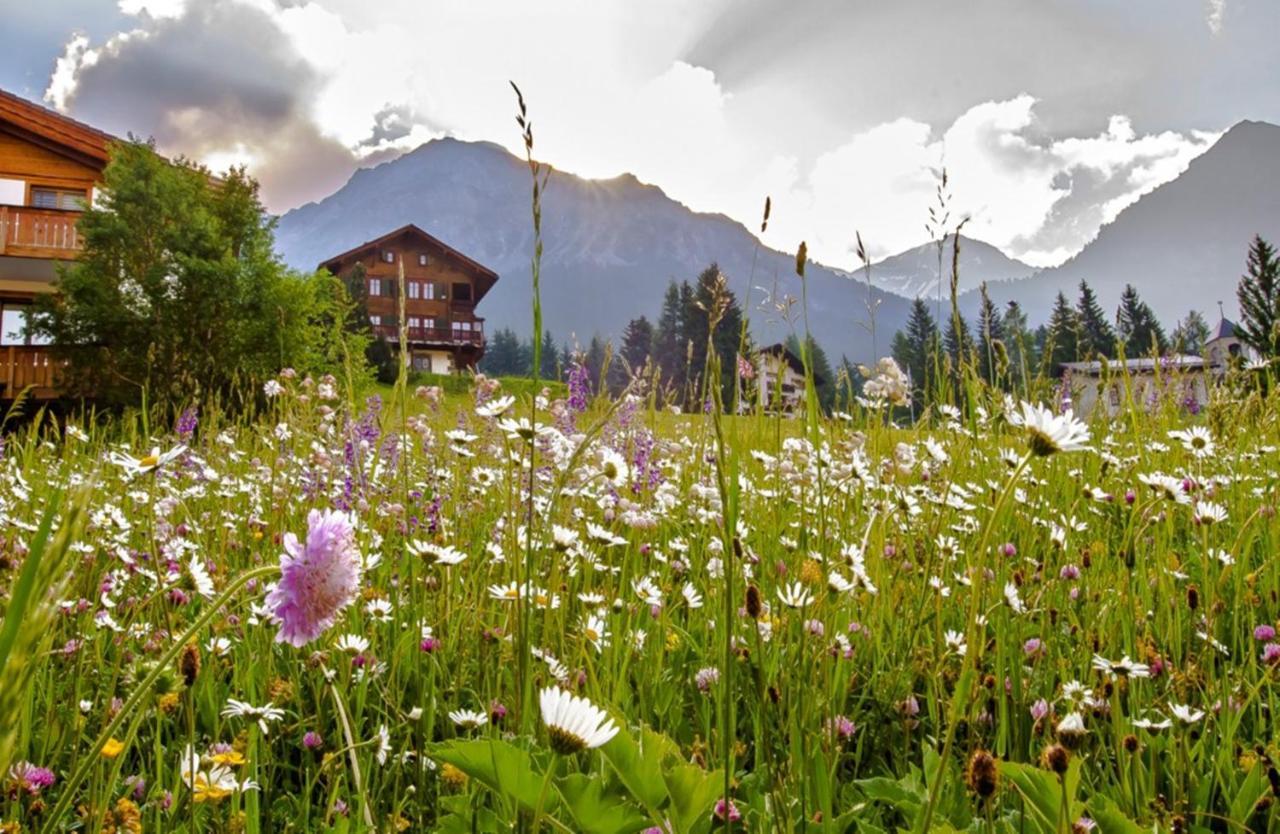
[1,357,1279,834]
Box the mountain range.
[275,119,1280,362]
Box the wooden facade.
[319,224,499,374]
[0,88,116,401]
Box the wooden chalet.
[0,88,117,401]
[319,224,498,373]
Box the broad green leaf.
[557,773,652,834]
[428,738,555,814]
[1084,793,1145,834]
[663,763,723,834]
[601,726,677,811]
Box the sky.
[1,0,1277,269]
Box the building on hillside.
[318,224,498,374]
[0,88,117,400]
[1060,314,1253,417]
[750,342,824,413]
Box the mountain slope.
[977,120,1280,324]
[276,138,914,363]
[871,236,1034,300]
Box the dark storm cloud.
[52,0,361,210]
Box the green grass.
[0,369,1278,833]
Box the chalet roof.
[1210,316,1239,341]
[757,342,827,386]
[317,223,499,299]
[1060,355,1205,376]
[0,88,119,168]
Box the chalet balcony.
[1,345,58,400]
[371,324,485,347]
[0,206,82,260]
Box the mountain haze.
[276,138,918,363]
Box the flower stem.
[46,564,279,828]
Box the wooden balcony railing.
[372,324,485,347]
[1,345,58,399]
[0,206,83,259]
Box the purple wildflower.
[713,798,741,823]
[1262,642,1280,664]
[8,761,56,795]
[1254,624,1276,642]
[266,509,361,648]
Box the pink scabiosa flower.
[266,510,361,648]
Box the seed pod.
[966,749,999,800]
[1042,743,1070,775]
[745,584,763,619]
[178,642,201,687]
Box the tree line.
[889,234,1279,408]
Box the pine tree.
[479,327,523,376]
[608,316,654,394]
[539,329,559,380]
[584,335,607,393]
[1075,280,1116,359]
[892,298,940,403]
[1236,235,1280,357]
[785,333,835,412]
[1045,291,1079,369]
[653,281,684,390]
[976,284,1006,384]
[1171,310,1210,355]
[1002,301,1034,389]
[1116,284,1168,357]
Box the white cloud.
[41,0,1220,269]
[1206,0,1226,35]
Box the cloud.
[1206,0,1226,34]
[40,0,1220,267]
[767,98,1218,268]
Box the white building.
[1060,316,1250,417]
[750,343,823,413]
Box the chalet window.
[369,314,382,327]
[423,317,436,330]
[381,251,395,264]
[408,316,422,331]
[423,282,436,300]
[368,278,383,297]
[452,283,473,302]
[418,254,429,266]
[30,188,85,211]
[407,281,421,299]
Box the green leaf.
[1084,793,1145,834]
[601,726,677,812]
[1229,764,1266,827]
[428,738,555,814]
[557,773,652,834]
[999,759,1081,834]
[855,776,924,814]
[662,763,723,834]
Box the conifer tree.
[1236,235,1280,357]
[1075,280,1116,359]
[892,298,940,403]
[1171,310,1210,355]
[976,284,1006,384]
[1116,284,1168,356]
[1044,291,1079,368]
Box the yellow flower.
[101,738,126,759]
[192,775,232,804]
[158,692,181,714]
[209,750,246,767]
[440,763,468,790]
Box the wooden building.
[0,88,116,400]
[319,224,498,374]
